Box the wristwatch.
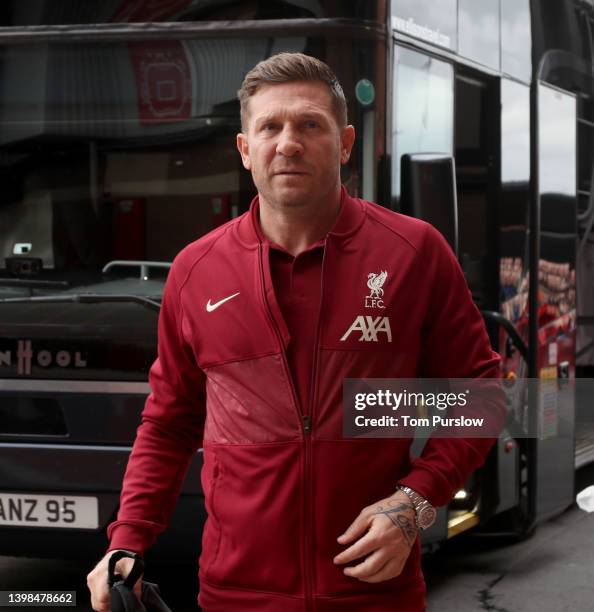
[397,485,437,530]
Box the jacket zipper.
[258,242,328,611]
[303,243,327,612]
[256,244,312,610]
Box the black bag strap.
[108,550,145,589]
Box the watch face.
[418,505,437,530]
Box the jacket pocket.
[200,451,223,581]
[201,442,304,595]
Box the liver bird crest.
[367,271,388,298]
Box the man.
[88,52,500,611]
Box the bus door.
[453,69,522,527]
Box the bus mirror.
[400,153,459,257]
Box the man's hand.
[87,550,142,612]
[333,490,418,583]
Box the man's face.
[236,80,355,211]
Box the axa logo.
[340,316,392,343]
[365,271,387,309]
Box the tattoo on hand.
[373,502,418,547]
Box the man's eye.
[305,121,319,129]
[263,123,278,131]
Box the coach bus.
[0,0,593,560]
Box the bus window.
[538,82,577,372]
[458,0,500,71]
[0,34,384,290]
[501,80,530,186]
[392,0,457,51]
[392,47,454,204]
[501,0,532,82]
[539,84,578,200]
[500,79,530,357]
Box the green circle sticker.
[355,79,375,106]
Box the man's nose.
[276,125,303,157]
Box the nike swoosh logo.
[206,292,240,313]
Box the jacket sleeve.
[107,257,206,553]
[397,224,503,507]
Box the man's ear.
[236,133,252,170]
[340,125,356,165]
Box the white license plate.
[0,493,98,529]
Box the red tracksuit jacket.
[108,188,501,611]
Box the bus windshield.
[0,34,381,296]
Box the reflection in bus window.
[538,83,577,350]
[392,47,453,202]
[458,0,500,71]
[0,35,380,290]
[0,38,266,279]
[392,0,457,51]
[501,79,530,185]
[500,79,530,331]
[539,84,577,198]
[501,0,532,82]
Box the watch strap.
[397,485,435,530]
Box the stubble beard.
[260,172,342,213]
[258,178,312,212]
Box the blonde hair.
[237,52,347,129]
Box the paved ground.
[424,503,594,611]
[424,464,594,611]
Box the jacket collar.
[234,185,366,249]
